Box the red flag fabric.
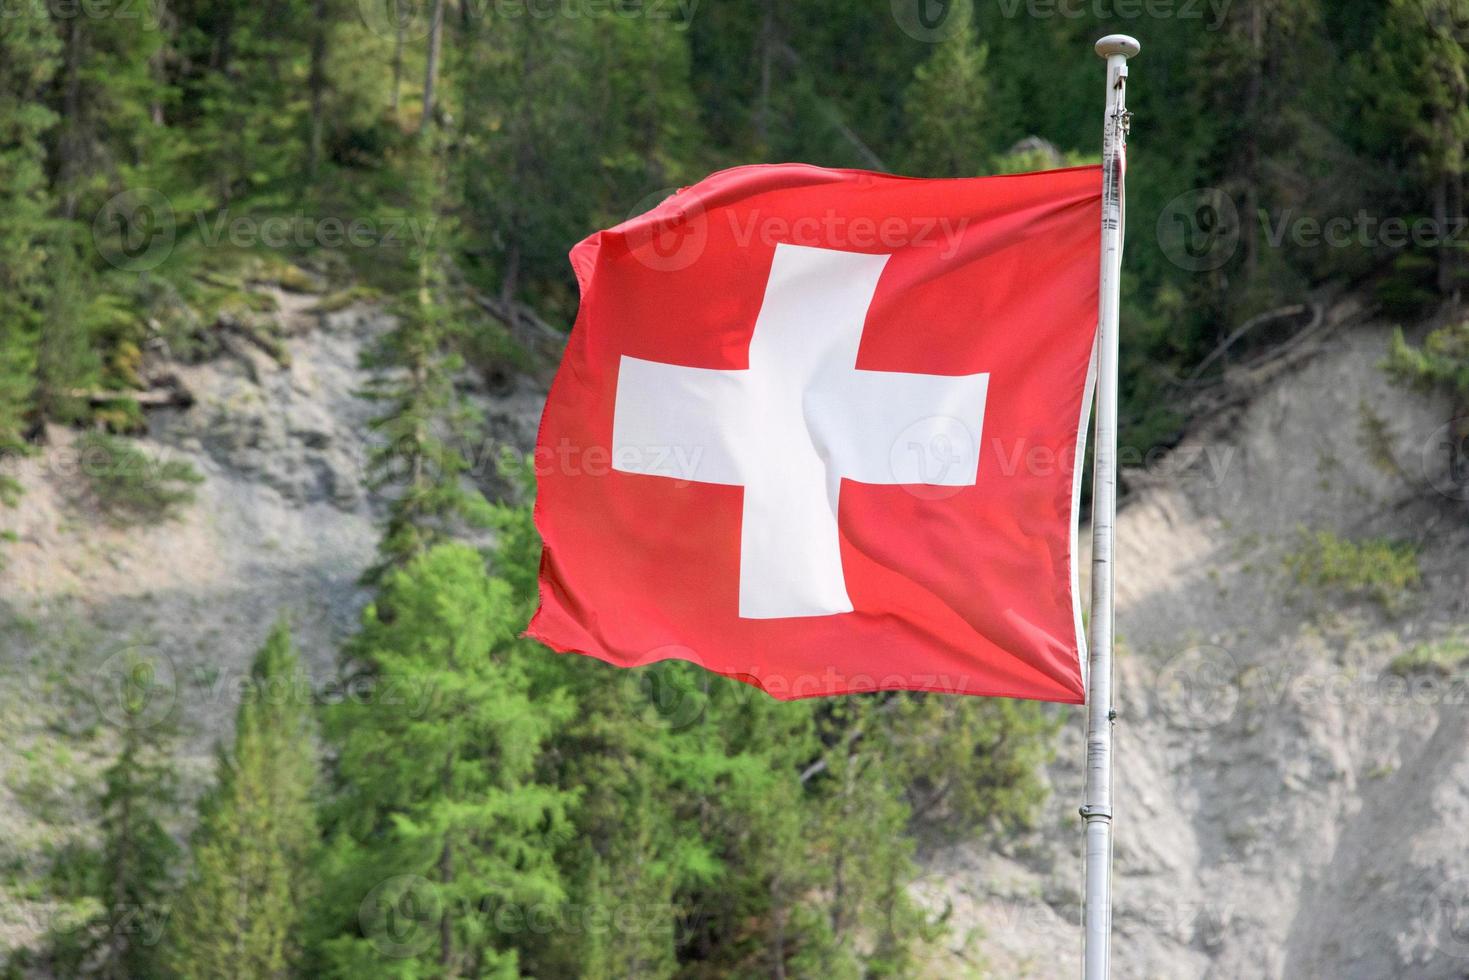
[527,163,1101,703]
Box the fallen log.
[1186,302,1321,382]
[63,387,184,407]
[473,291,567,356]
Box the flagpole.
[1082,33,1137,980]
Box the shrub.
[1384,321,1469,404]
[1374,253,1439,320]
[1284,528,1421,611]
[75,432,203,525]
[314,284,382,313]
[1388,638,1469,677]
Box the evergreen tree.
[0,0,60,471]
[34,240,105,426]
[484,468,701,979]
[517,665,698,980]
[26,655,180,979]
[94,706,180,978]
[12,5,1462,975]
[50,0,169,219]
[1192,0,1325,309]
[166,620,319,979]
[456,6,701,313]
[169,0,312,204]
[687,1,918,168]
[311,543,575,978]
[363,151,493,577]
[1357,0,1469,295]
[811,701,926,978]
[901,1,991,177]
[486,469,1056,978]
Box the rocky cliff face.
[916,304,1469,979]
[2,289,1465,977]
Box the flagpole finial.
[1094,34,1140,60]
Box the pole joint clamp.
[1079,804,1113,822]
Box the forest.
[1,0,1467,976]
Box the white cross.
[612,243,989,619]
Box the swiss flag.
[528,163,1101,703]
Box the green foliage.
[1375,253,1442,320]
[889,695,1061,834]
[316,284,384,314]
[10,2,1469,974]
[0,0,59,463]
[75,432,203,526]
[455,4,701,310]
[167,621,320,979]
[37,659,181,980]
[1357,400,1403,478]
[1388,636,1469,676]
[311,543,575,977]
[1284,528,1423,610]
[901,2,990,177]
[1402,0,1469,176]
[1354,0,1469,289]
[294,481,1065,977]
[1385,321,1469,403]
[92,723,179,980]
[0,0,1463,489]
[361,147,495,578]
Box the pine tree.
[362,150,493,578]
[1357,0,1469,295]
[169,0,312,204]
[311,543,574,978]
[0,0,60,473]
[50,0,168,219]
[455,7,700,313]
[167,620,319,979]
[901,1,990,178]
[457,10,594,307]
[34,239,105,427]
[94,704,180,978]
[419,0,445,137]
[685,687,839,978]
[1193,0,1324,301]
[486,474,1054,977]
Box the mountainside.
[917,299,1469,978]
[0,289,547,956]
[2,287,1466,976]
[6,0,1469,973]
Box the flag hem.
[524,621,1087,705]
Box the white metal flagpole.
[1082,32,1138,980]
